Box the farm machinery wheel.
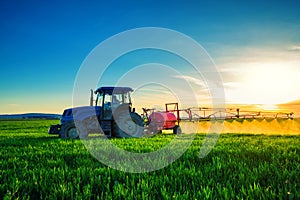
[173,125,182,135]
[147,123,163,135]
[60,121,88,139]
[60,122,79,139]
[113,112,144,138]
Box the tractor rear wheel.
[60,121,79,139]
[113,112,144,138]
[173,125,182,135]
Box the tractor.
[48,86,182,138]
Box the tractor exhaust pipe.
[90,89,94,106]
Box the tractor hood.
[61,106,101,124]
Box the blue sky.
[1,0,300,114]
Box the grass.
[0,119,299,199]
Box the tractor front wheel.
[60,122,79,139]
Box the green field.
[0,120,299,199]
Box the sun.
[229,63,300,106]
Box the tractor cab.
[94,86,143,138]
[95,87,133,120]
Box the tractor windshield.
[96,90,132,106]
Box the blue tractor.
[48,87,144,138]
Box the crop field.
[0,119,299,199]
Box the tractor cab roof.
[95,86,133,95]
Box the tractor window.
[96,93,103,106]
[104,94,112,104]
[112,94,122,104]
[103,94,112,119]
[123,92,131,104]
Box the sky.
[0,0,300,115]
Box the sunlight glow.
[245,64,300,104]
[260,104,278,111]
[225,62,300,106]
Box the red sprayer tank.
[149,111,177,129]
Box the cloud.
[133,86,173,95]
[222,82,239,89]
[173,75,207,88]
[213,45,300,66]
[288,44,300,51]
